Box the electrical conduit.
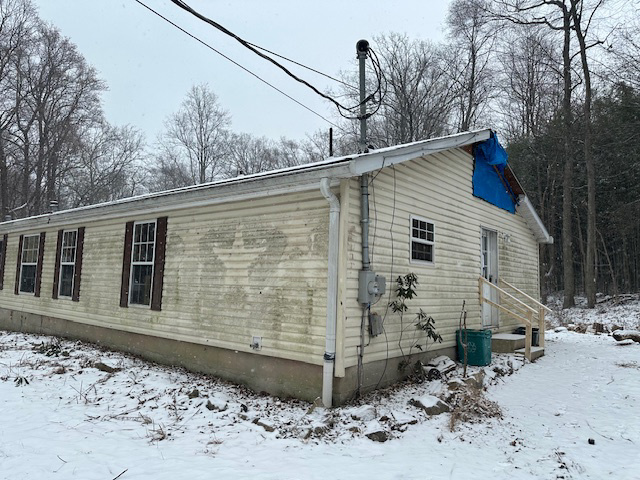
[320,178,340,407]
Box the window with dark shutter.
[18,234,39,294]
[120,218,167,310]
[53,228,83,300]
[17,232,45,295]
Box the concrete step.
[492,333,525,353]
[515,346,545,361]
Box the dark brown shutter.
[14,234,23,295]
[72,227,85,302]
[34,232,46,297]
[0,234,7,290]
[52,230,64,299]
[151,216,168,311]
[120,221,134,308]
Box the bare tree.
[446,0,497,131]
[159,84,231,185]
[0,0,35,218]
[224,133,278,177]
[498,28,562,138]
[62,123,147,207]
[567,0,607,308]
[337,33,456,149]
[489,0,579,307]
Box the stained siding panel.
[341,149,540,368]
[0,191,330,366]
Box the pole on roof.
[356,39,369,154]
[356,39,370,399]
[329,128,333,157]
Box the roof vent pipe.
[48,200,59,213]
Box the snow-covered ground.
[1,296,639,479]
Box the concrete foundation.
[0,307,456,405]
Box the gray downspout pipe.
[320,178,340,407]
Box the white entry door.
[481,228,499,327]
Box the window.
[410,216,435,264]
[19,234,40,293]
[52,227,85,301]
[120,217,167,310]
[130,221,156,305]
[59,230,77,297]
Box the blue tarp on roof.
[472,133,516,214]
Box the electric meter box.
[358,270,386,305]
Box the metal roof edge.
[348,129,492,175]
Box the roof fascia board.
[0,168,346,233]
[348,129,492,176]
[517,195,553,244]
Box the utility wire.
[247,42,359,92]
[169,0,381,120]
[132,0,342,129]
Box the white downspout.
[320,177,340,407]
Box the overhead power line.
[246,42,359,92]
[132,0,342,128]
[168,0,383,120]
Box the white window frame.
[129,220,157,307]
[19,234,40,294]
[58,229,78,299]
[409,215,435,266]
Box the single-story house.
[0,129,552,406]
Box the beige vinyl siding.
[0,190,330,365]
[340,148,540,368]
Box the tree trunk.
[569,0,596,308]
[0,133,8,220]
[561,6,575,308]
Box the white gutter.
[348,129,492,176]
[517,195,553,244]
[320,178,340,408]
[0,168,348,233]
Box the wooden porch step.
[492,333,525,353]
[515,346,545,361]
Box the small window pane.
[130,264,153,305]
[20,265,36,293]
[411,242,433,262]
[59,265,74,297]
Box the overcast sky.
[33,1,451,143]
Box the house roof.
[0,128,552,243]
